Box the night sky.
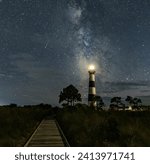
[0,0,150,106]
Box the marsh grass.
[56,106,150,146]
[0,106,51,146]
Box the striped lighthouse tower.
[88,65,96,107]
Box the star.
[0,0,149,105]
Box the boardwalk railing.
[55,120,70,147]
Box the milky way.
[0,0,150,105]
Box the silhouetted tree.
[110,97,124,110]
[9,103,17,108]
[125,96,134,107]
[133,98,142,110]
[95,96,104,110]
[120,102,126,110]
[59,85,82,106]
[126,96,142,110]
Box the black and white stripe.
[88,70,96,107]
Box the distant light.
[88,65,95,71]
[129,106,132,110]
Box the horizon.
[0,94,149,107]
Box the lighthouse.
[88,65,96,107]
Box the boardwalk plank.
[24,118,65,147]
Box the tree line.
[59,84,142,110]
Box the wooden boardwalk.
[24,118,69,147]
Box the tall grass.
[0,106,51,146]
[56,106,150,146]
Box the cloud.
[140,90,150,93]
[10,53,64,80]
[0,73,5,77]
[68,5,82,25]
[2,52,69,105]
[95,81,150,98]
[138,95,150,105]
